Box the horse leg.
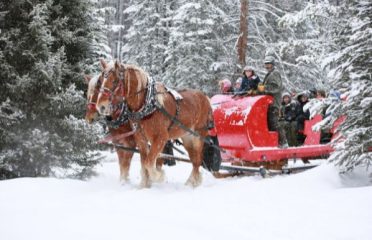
[116,149,133,183]
[146,138,167,183]
[181,135,204,187]
[134,133,151,188]
[156,158,164,171]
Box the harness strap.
[105,103,130,129]
[167,99,181,131]
[155,103,225,153]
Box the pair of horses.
[85,60,213,188]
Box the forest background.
[0,0,370,179]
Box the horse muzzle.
[97,103,112,116]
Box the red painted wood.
[210,94,344,163]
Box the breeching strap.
[155,103,226,153]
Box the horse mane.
[123,64,148,93]
[122,63,165,106]
[87,74,100,98]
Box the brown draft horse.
[96,60,213,188]
[84,74,135,183]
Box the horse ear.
[100,59,107,70]
[84,75,91,84]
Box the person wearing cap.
[262,56,288,147]
[237,66,261,95]
[279,92,298,146]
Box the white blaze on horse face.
[97,69,116,116]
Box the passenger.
[237,66,261,95]
[316,89,326,99]
[308,87,317,99]
[279,92,298,146]
[323,89,342,118]
[328,89,341,101]
[262,56,288,148]
[234,77,242,92]
[218,79,234,94]
[295,91,310,144]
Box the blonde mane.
[87,74,100,100]
[122,64,164,106]
[123,64,148,93]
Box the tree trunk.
[116,0,123,60]
[237,0,248,70]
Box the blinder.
[87,102,96,111]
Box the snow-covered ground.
[1,152,371,240]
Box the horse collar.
[105,102,129,129]
[127,77,158,121]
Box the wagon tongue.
[97,128,137,144]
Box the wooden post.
[237,0,248,71]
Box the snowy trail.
[1,152,371,240]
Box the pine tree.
[326,0,372,173]
[0,0,103,179]
[121,0,173,81]
[164,1,229,94]
[90,0,114,66]
[277,1,340,92]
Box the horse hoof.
[139,179,151,189]
[120,177,130,185]
[119,174,130,183]
[185,175,202,188]
[149,169,165,183]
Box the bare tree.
[237,0,248,71]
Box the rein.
[99,65,223,153]
[99,66,158,122]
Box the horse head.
[96,59,149,115]
[84,74,102,124]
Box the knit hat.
[219,79,232,93]
[243,65,254,71]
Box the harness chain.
[105,102,130,129]
[127,77,158,121]
[102,68,224,154]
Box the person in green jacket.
[262,56,288,148]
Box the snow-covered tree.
[325,0,372,173]
[278,2,340,92]
[0,0,103,179]
[121,0,174,81]
[164,1,229,94]
[89,0,114,69]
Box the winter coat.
[239,75,261,93]
[263,67,283,108]
[280,101,297,122]
[295,94,310,130]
